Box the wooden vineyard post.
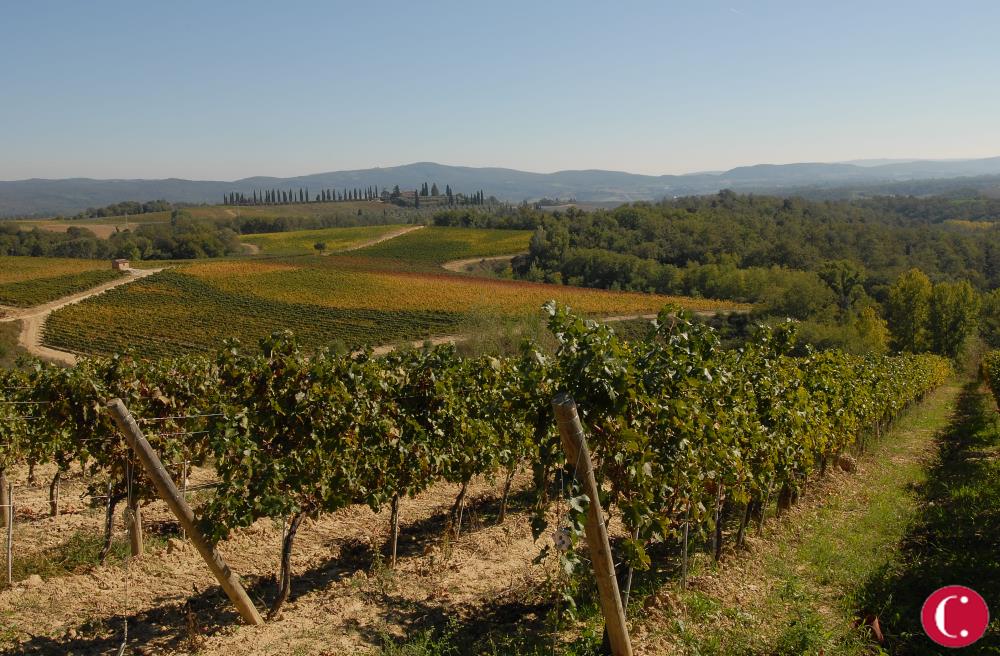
[5,483,12,586]
[49,473,60,517]
[180,461,188,540]
[0,471,8,529]
[126,497,144,557]
[552,393,634,656]
[388,494,400,569]
[107,399,264,626]
[681,502,690,589]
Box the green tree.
[819,260,866,315]
[886,268,932,353]
[979,289,1000,347]
[853,305,890,355]
[928,280,980,357]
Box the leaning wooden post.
[107,399,264,626]
[552,393,634,656]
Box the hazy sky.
[2,0,999,180]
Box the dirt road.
[440,252,525,273]
[365,312,691,357]
[240,225,424,257]
[0,268,164,365]
[334,224,424,253]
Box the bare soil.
[30,224,125,240]
[1,462,556,656]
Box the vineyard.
[353,226,532,264]
[41,270,463,358]
[39,259,744,358]
[0,257,123,307]
[239,224,408,255]
[983,350,1000,405]
[184,258,738,315]
[0,304,953,653]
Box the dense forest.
[478,191,1000,356]
[513,191,1000,292]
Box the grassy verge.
[856,379,1000,653]
[630,379,964,655]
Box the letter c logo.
[922,586,989,648]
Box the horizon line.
[2,154,998,184]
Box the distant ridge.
[3,157,1000,217]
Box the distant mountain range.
[4,157,1000,217]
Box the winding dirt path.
[440,252,525,273]
[338,224,424,253]
[240,225,424,257]
[0,268,164,365]
[365,312,721,357]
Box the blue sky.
[2,0,999,180]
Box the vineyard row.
[0,303,952,618]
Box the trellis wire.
[117,457,134,656]
[153,430,209,438]
[137,413,225,423]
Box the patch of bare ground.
[333,225,425,254]
[1,463,558,656]
[440,253,524,274]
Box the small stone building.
[112,258,130,272]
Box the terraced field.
[353,226,531,264]
[240,224,410,255]
[0,257,123,307]
[42,258,746,357]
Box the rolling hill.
[5,157,1000,216]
